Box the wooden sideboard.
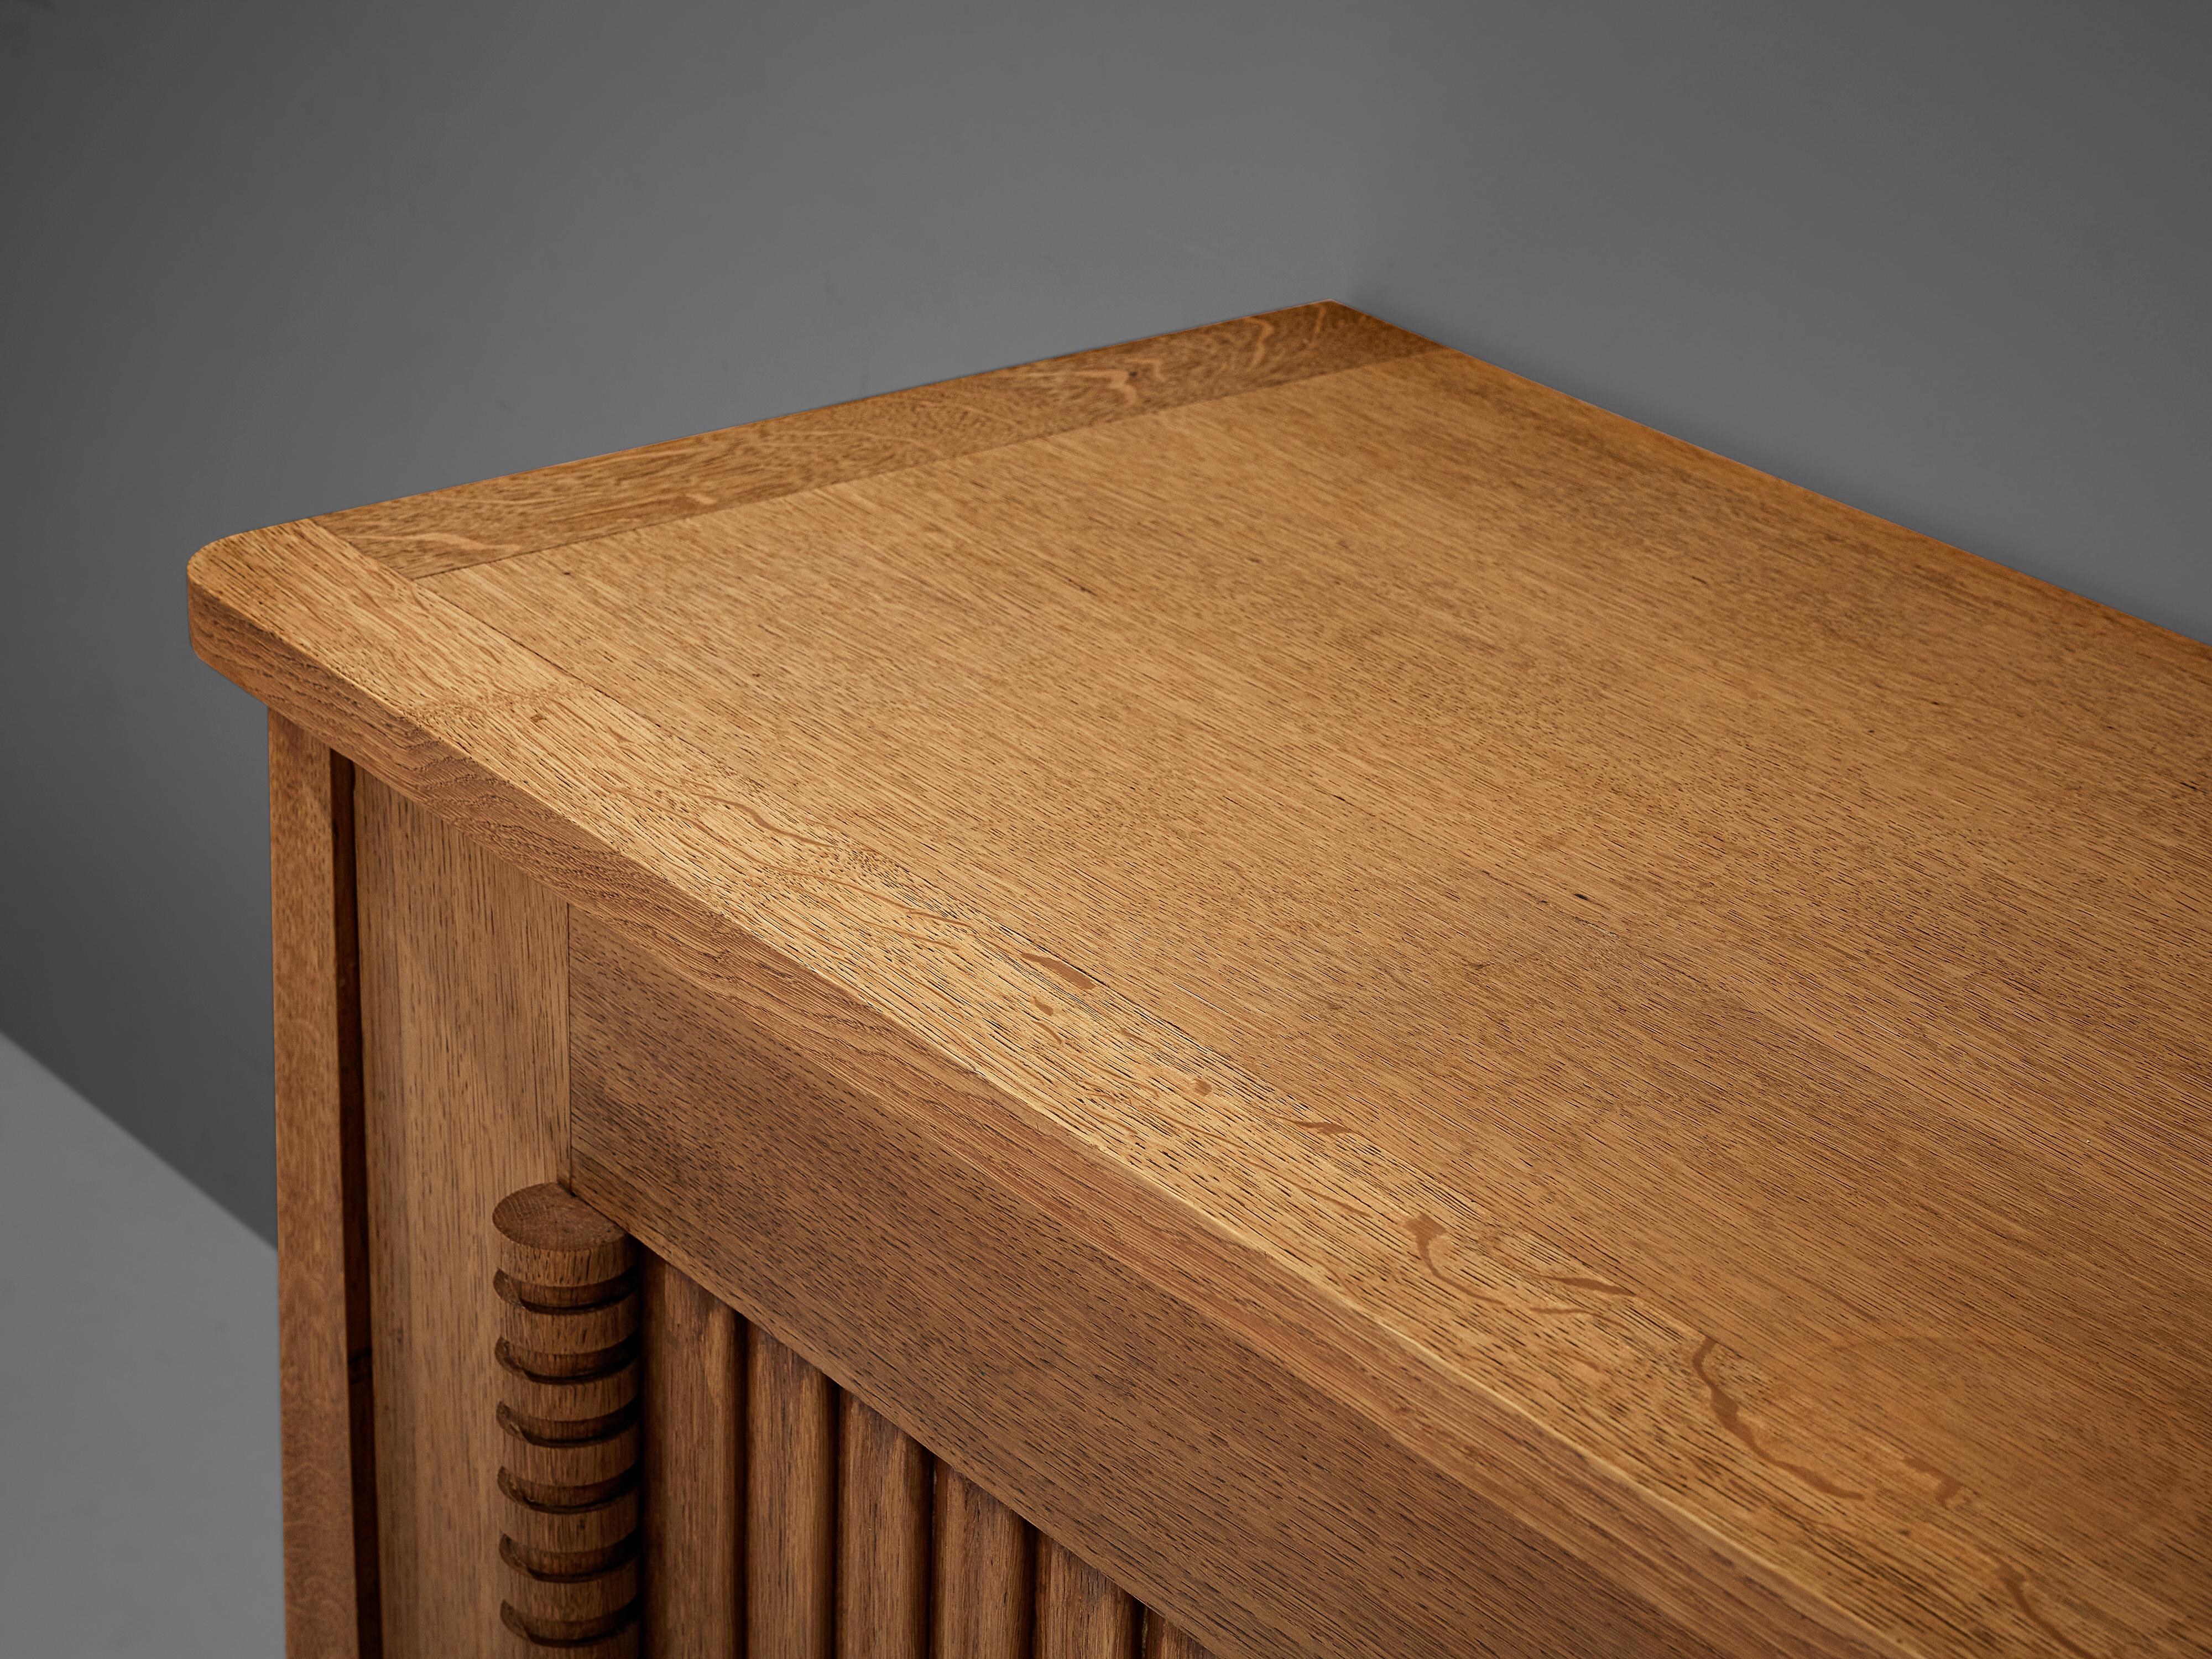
[190,302,2211,1658]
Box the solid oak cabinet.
[189,303,2211,1658]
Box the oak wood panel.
[314,302,1433,577]
[268,712,380,1659]
[1034,1538,1139,1659]
[1141,1613,1208,1659]
[838,1396,933,1659]
[568,918,1736,1659]
[748,1324,838,1658]
[353,774,569,1658]
[641,1254,743,1658]
[932,1469,1034,1659]
[187,303,2212,1659]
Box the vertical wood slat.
[355,773,570,1658]
[749,1324,838,1657]
[1036,1536,1141,1659]
[932,1468,1035,1659]
[837,1396,932,1658]
[269,713,381,1658]
[643,1253,744,1658]
[661,1291,1206,1659]
[1140,1610,1212,1659]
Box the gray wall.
[4,1,2205,1242]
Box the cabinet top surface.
[192,303,2212,1659]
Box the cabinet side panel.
[270,712,381,1658]
[566,917,1726,1659]
[355,773,569,1658]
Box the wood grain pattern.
[268,712,381,1659]
[494,1278,638,1356]
[641,1253,742,1659]
[191,304,2212,1659]
[1140,1611,1208,1659]
[354,775,570,1658]
[1034,1538,1139,1659]
[496,1185,638,1290]
[748,1323,838,1658]
[499,1472,637,1560]
[932,1468,1035,1659]
[315,302,1431,577]
[570,919,1733,1659]
[838,1396,933,1659]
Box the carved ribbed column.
[493,1184,643,1655]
